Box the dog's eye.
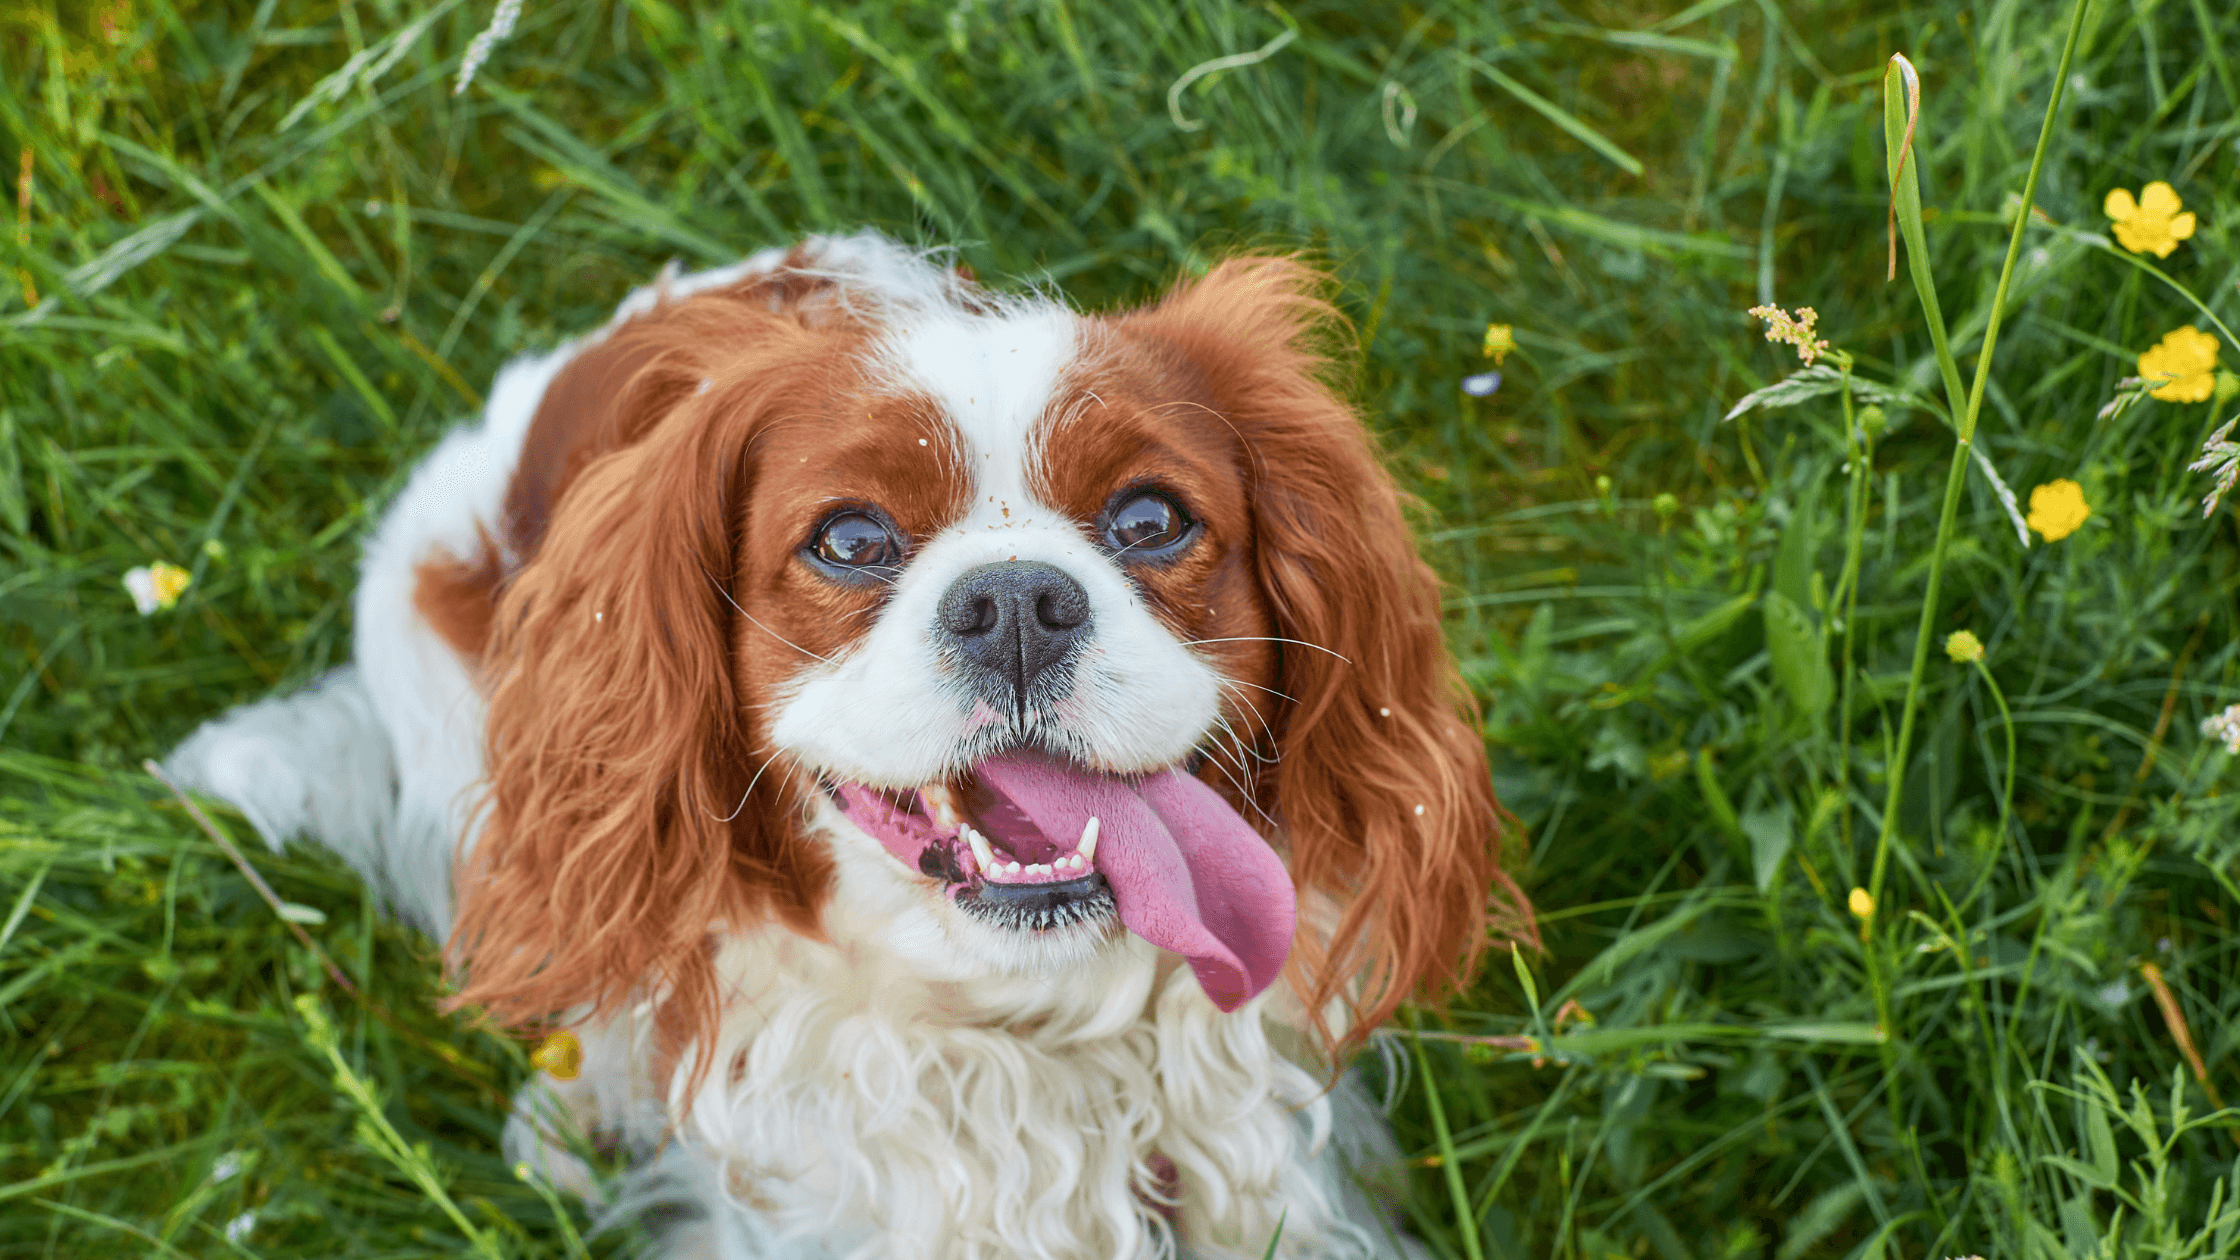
[813,513,900,568]
[1104,492,1188,555]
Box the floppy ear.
[1132,258,1535,1050]
[445,306,832,1053]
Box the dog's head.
[442,240,1529,1054]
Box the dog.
[167,232,1529,1259]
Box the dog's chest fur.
[522,890,1367,1260]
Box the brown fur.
[414,249,865,662]
[1114,258,1536,1051]
[443,289,963,1058]
[412,532,504,662]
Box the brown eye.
[812,513,899,568]
[1104,492,1188,555]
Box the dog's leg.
[164,665,398,897]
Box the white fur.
[163,665,395,893]
[166,233,1413,1258]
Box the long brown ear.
[445,302,834,1053]
[1130,257,1536,1052]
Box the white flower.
[123,562,191,614]
[223,1212,257,1244]
[2204,703,2240,755]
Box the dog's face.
[446,245,1523,1052]
[734,306,1293,997]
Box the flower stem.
[1833,360,1870,873]
[1866,0,2091,922]
[1856,0,2092,1188]
[1973,657,2017,842]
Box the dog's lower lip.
[955,870,1116,934]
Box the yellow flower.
[1945,630,1984,664]
[2027,480,2092,541]
[1848,887,1874,920]
[2139,326,2221,403]
[530,1029,582,1080]
[123,561,191,614]
[2104,182,2197,258]
[1481,322,1516,364]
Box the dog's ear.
[446,301,833,1053]
[1129,257,1535,1051]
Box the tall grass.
[4,0,2238,1256]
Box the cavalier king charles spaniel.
[168,232,1529,1259]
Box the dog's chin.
[936,890,1124,976]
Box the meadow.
[4,0,2239,1255]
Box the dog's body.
[169,234,1522,1259]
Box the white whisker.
[712,748,786,822]
[1220,677,1299,704]
[705,568,837,664]
[1195,736,1280,831]
[1184,636,1351,664]
[1212,681,1280,757]
[1213,706,1278,767]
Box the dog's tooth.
[921,784,961,830]
[1004,861,1022,876]
[1076,817,1100,865]
[1026,863,1051,877]
[962,826,998,874]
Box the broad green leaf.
[1723,363,1844,421]
[1763,591,1832,716]
[1724,364,1935,423]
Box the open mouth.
[828,752,1297,1012]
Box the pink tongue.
[975,754,1295,1011]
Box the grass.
[4,0,2239,1255]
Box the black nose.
[937,561,1092,715]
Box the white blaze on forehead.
[770,299,1222,786]
[876,305,1078,508]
